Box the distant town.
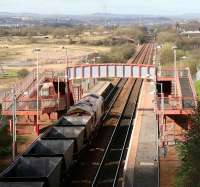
[1,12,200,27]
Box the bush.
[17,69,29,78]
[99,43,136,63]
[157,31,177,44]
[0,118,12,157]
[160,43,174,65]
[176,38,200,50]
[176,102,200,186]
[0,146,11,156]
[195,81,200,100]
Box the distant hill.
[0,12,183,27]
[71,13,173,24]
[179,13,200,19]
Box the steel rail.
[91,79,138,187]
[113,80,142,187]
[91,43,153,186]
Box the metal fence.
[2,97,66,112]
[156,96,196,111]
[157,68,189,78]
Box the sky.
[0,0,199,16]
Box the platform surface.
[124,80,158,187]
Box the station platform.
[124,80,158,187]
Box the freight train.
[0,81,116,187]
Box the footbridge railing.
[67,63,156,80]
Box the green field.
[0,69,18,79]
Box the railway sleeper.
[96,179,116,185]
[92,162,100,166]
[103,158,126,166]
[105,161,120,166]
[97,177,124,186]
[79,162,100,166]
[110,148,123,151]
[89,148,105,152]
[72,180,92,185]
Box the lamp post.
[57,75,60,109]
[84,55,89,91]
[12,87,17,161]
[62,47,70,110]
[156,45,161,77]
[151,81,164,124]
[66,48,69,69]
[157,82,166,147]
[62,47,69,69]
[157,83,164,116]
[172,46,177,97]
[152,81,164,140]
[33,48,41,135]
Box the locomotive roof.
[67,94,103,116]
[67,102,95,116]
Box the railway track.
[104,43,152,111]
[92,43,152,186]
[115,43,154,187]
[92,43,154,187]
[69,43,154,187]
[92,79,142,187]
[100,43,150,121]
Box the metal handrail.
[1,69,62,111]
[156,96,196,110]
[2,97,66,112]
[157,69,189,78]
[187,68,198,106]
